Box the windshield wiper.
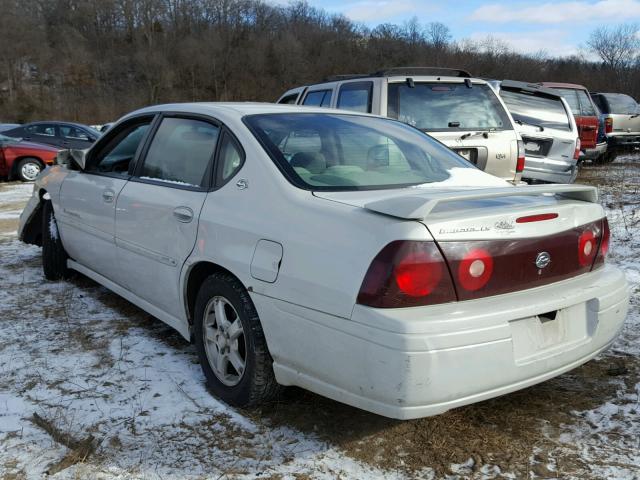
[514,119,544,131]
[459,131,491,140]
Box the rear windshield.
[387,82,512,132]
[603,94,638,114]
[552,88,596,116]
[500,90,571,131]
[244,113,475,191]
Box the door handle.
[102,189,115,203]
[173,206,194,223]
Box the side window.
[27,124,56,136]
[216,133,244,185]
[88,119,153,175]
[303,89,332,107]
[60,126,90,140]
[140,117,219,188]
[278,93,299,105]
[576,91,596,116]
[337,82,373,113]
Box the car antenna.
[406,77,415,88]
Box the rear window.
[603,94,638,114]
[244,113,474,191]
[302,90,332,107]
[500,90,571,132]
[387,82,511,132]
[552,88,596,116]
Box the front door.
[57,117,154,281]
[114,115,220,320]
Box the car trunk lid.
[317,183,606,301]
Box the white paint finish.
[17,103,631,419]
[58,171,128,282]
[250,239,283,283]
[256,264,628,419]
[114,181,207,321]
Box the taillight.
[593,217,610,269]
[516,140,525,173]
[573,138,581,160]
[457,248,494,291]
[357,241,456,308]
[578,230,596,267]
[605,117,613,134]
[0,149,5,169]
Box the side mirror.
[70,149,88,170]
[55,149,87,170]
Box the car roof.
[129,102,376,118]
[27,121,95,129]
[539,82,588,90]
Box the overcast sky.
[275,0,640,57]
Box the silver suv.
[277,67,524,183]
[591,92,640,162]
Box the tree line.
[1,0,639,124]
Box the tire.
[194,272,281,407]
[16,157,43,182]
[42,200,70,280]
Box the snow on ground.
[0,156,639,479]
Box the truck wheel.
[596,152,616,164]
[16,158,43,182]
[194,272,281,407]
[42,200,70,280]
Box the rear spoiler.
[364,184,599,220]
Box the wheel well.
[21,189,48,246]
[11,156,45,177]
[185,261,245,324]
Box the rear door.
[114,114,220,320]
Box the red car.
[0,133,58,182]
[539,82,601,158]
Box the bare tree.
[588,23,640,71]
[425,22,451,49]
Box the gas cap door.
[250,240,283,283]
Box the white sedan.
[19,103,629,419]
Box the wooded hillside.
[1,0,638,123]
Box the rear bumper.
[521,155,578,184]
[582,142,607,160]
[607,134,640,151]
[255,265,629,419]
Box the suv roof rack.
[321,67,472,83]
[322,74,371,82]
[371,67,472,78]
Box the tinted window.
[89,120,152,175]
[500,90,571,131]
[60,125,90,140]
[246,113,474,191]
[278,94,299,105]
[140,117,219,187]
[303,90,332,107]
[217,134,244,184]
[592,94,607,113]
[337,82,373,113]
[26,124,56,136]
[604,94,638,114]
[387,83,511,131]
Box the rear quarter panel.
[185,116,431,320]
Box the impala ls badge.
[536,251,551,269]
